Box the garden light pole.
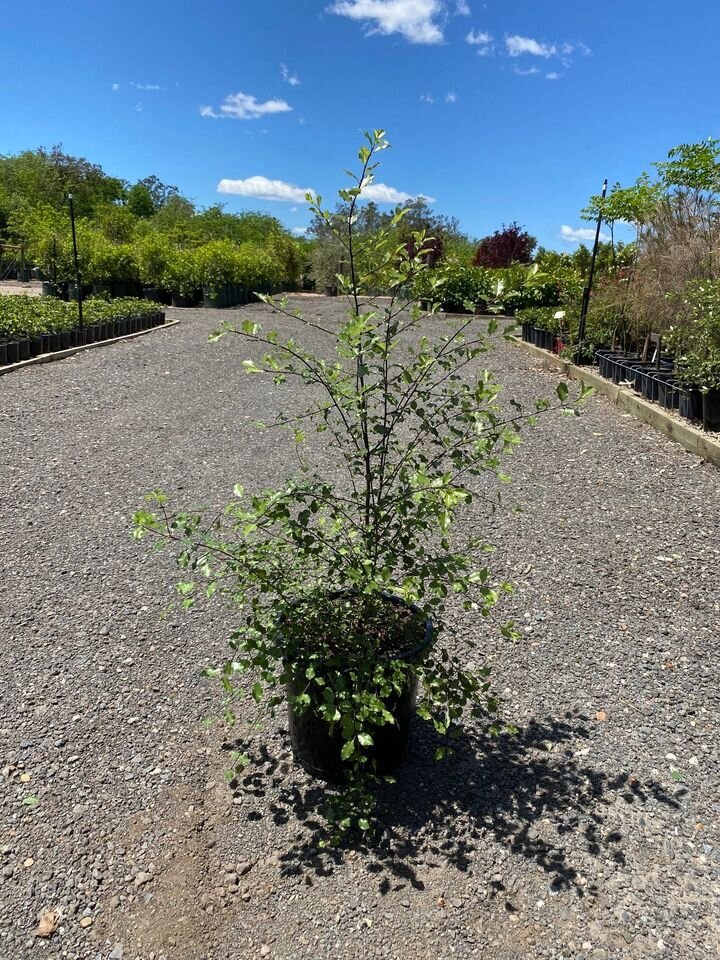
[578,178,608,349]
[68,192,84,342]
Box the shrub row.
[0,296,165,365]
[413,263,561,314]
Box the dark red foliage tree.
[473,222,537,268]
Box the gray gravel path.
[0,298,718,960]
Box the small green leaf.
[251,682,263,704]
[340,739,355,761]
[556,382,569,402]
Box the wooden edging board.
[511,336,720,469]
[0,319,181,378]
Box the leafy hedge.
[0,295,162,338]
[15,204,300,295]
[414,262,561,314]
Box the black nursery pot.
[657,377,679,410]
[0,341,8,365]
[6,340,20,364]
[643,370,675,404]
[679,387,703,422]
[285,593,434,783]
[612,354,642,384]
[702,389,720,431]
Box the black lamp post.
[577,178,608,350]
[68,192,84,343]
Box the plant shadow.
[227,712,681,896]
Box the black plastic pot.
[29,336,42,358]
[610,354,642,384]
[657,377,679,410]
[679,387,702,422]
[6,340,20,364]
[286,593,434,782]
[171,291,193,308]
[595,350,619,380]
[702,389,720,431]
[17,338,31,362]
[143,286,167,304]
[0,341,7,365]
[41,280,66,299]
[521,321,532,343]
[203,284,230,309]
[110,281,141,299]
[643,370,675,404]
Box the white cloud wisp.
[280,63,301,86]
[329,0,445,44]
[217,176,313,202]
[201,92,292,121]
[505,35,557,58]
[559,225,610,244]
[362,182,436,204]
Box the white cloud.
[201,92,292,121]
[134,103,143,113]
[466,28,492,45]
[292,226,309,236]
[420,93,435,103]
[217,176,313,202]
[505,35,556,57]
[131,82,165,91]
[111,82,120,92]
[559,225,610,244]
[361,182,435,204]
[514,66,539,76]
[329,0,445,44]
[280,63,301,86]
[546,72,561,80]
[455,0,470,13]
[445,91,457,102]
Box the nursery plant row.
[520,321,720,432]
[0,295,166,366]
[41,279,284,310]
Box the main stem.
[347,149,376,554]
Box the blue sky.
[2,0,718,248]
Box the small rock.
[134,872,153,887]
[109,946,124,960]
[79,917,93,928]
[260,946,271,957]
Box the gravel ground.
[0,281,41,297]
[0,297,718,960]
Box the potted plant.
[134,131,581,840]
[164,248,201,308]
[668,281,720,430]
